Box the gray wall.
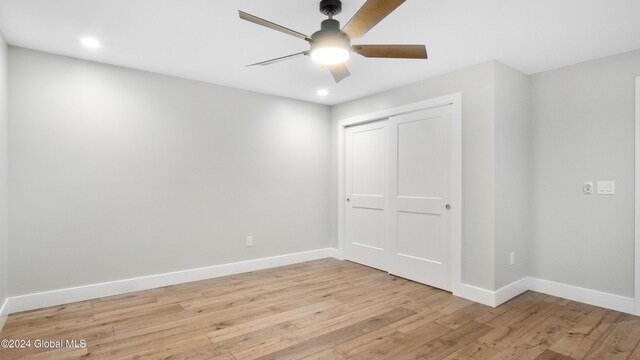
[0,33,8,306]
[531,50,640,297]
[494,63,531,289]
[8,47,332,296]
[7,42,639,301]
[331,62,497,290]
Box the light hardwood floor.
[1,258,640,359]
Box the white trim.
[1,253,635,326]
[635,76,640,315]
[452,277,634,314]
[453,277,530,307]
[531,278,635,314]
[454,283,497,307]
[449,94,463,296]
[5,248,334,314]
[336,93,463,293]
[0,298,8,332]
[328,247,343,260]
[494,277,531,306]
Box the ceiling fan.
[238,0,428,83]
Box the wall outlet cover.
[583,182,594,194]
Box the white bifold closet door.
[345,106,452,291]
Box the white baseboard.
[453,276,634,315]
[529,278,635,315]
[453,278,530,307]
[494,277,532,306]
[3,251,635,326]
[5,248,336,315]
[0,298,8,332]
[453,283,497,307]
[328,247,344,260]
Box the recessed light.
[80,37,101,49]
[317,89,329,97]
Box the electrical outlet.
[583,182,594,194]
[246,236,254,247]
[510,252,515,265]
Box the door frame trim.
[336,93,462,294]
[635,76,639,315]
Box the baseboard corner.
[453,283,497,307]
[494,277,531,306]
[328,247,343,260]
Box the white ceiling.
[0,0,639,105]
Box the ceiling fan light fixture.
[310,19,351,65]
[239,0,427,82]
[311,46,350,65]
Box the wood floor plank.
[582,313,640,360]
[491,315,575,360]
[293,295,416,341]
[4,320,114,344]
[435,302,493,329]
[331,326,398,358]
[208,299,341,343]
[534,349,576,360]
[442,340,503,360]
[19,347,89,360]
[345,322,451,359]
[5,300,97,331]
[478,299,564,350]
[303,349,346,359]
[474,304,514,324]
[113,335,214,360]
[113,291,336,335]
[508,291,551,310]
[398,321,493,359]
[163,344,227,360]
[212,321,299,353]
[549,306,623,359]
[1,258,640,360]
[389,308,447,333]
[628,340,640,360]
[248,307,415,360]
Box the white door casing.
[635,76,640,315]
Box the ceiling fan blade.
[239,11,310,41]
[246,51,309,67]
[328,64,351,83]
[342,0,405,39]
[353,44,428,59]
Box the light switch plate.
[597,181,615,195]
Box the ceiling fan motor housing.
[319,0,342,16]
[310,19,351,53]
